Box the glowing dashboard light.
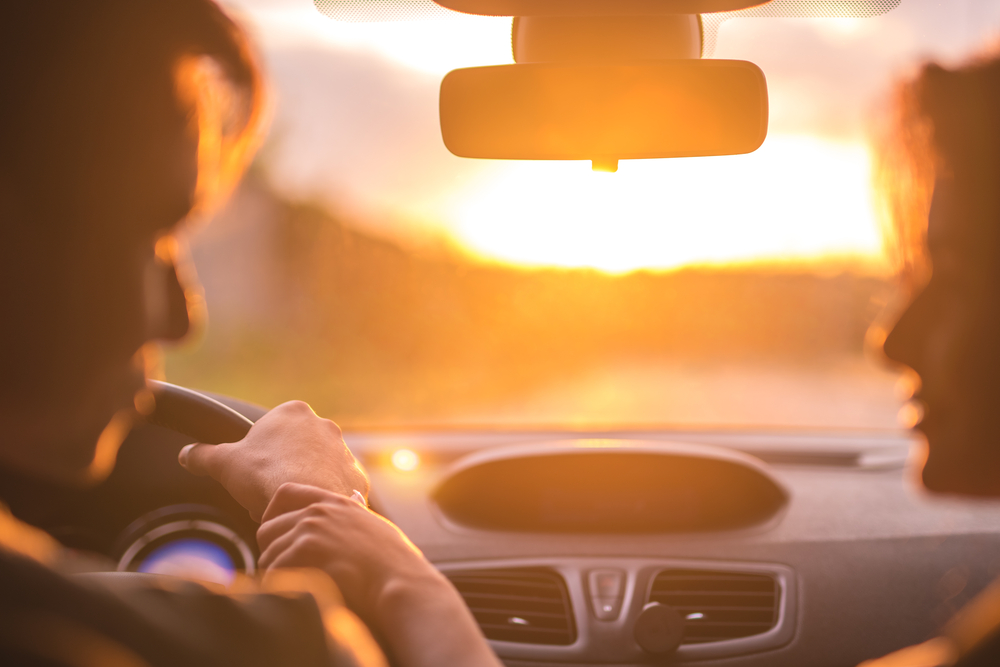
[391,449,420,471]
[898,401,925,429]
[137,538,236,586]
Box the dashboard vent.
[649,569,778,644]
[446,569,576,646]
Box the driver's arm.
[257,483,501,667]
[179,404,502,667]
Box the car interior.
[4,0,1000,665]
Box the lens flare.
[391,449,421,471]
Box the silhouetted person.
[0,2,500,666]
[865,53,1000,667]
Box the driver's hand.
[256,483,439,626]
[255,484,503,667]
[178,401,369,521]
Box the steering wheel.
[0,381,266,588]
[144,380,255,444]
[75,381,262,580]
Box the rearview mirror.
[440,60,768,168]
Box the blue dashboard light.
[138,538,236,585]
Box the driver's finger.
[178,442,229,478]
[257,506,309,553]
[261,482,349,523]
[263,544,329,574]
[257,523,315,571]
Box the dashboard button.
[588,569,625,620]
[589,569,624,597]
[593,596,622,620]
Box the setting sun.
[447,134,884,273]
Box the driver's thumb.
[179,443,225,478]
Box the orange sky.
[226,0,1000,273]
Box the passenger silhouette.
[0,2,500,666]
[866,54,1000,667]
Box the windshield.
[163,0,1000,431]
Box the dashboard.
[5,394,1000,666]
[356,427,1000,666]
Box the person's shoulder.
[0,545,154,666]
[0,504,381,667]
[0,543,338,667]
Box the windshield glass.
[164,0,1000,431]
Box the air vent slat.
[653,590,774,600]
[459,591,566,602]
[669,605,775,611]
[477,624,570,634]
[462,594,566,605]
[447,569,576,646]
[649,569,779,645]
[677,612,775,622]
[684,621,775,628]
[467,607,569,619]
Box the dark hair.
[0,0,265,409]
[0,0,265,224]
[875,51,1000,284]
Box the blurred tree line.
[165,178,893,425]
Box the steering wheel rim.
[144,380,254,444]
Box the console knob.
[634,602,684,657]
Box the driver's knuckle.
[298,517,323,535]
[274,481,299,499]
[325,498,346,511]
[322,419,344,437]
[305,501,327,515]
[298,533,324,555]
[309,503,339,521]
[301,514,326,531]
[284,400,313,415]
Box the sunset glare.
[449,134,883,273]
[227,2,944,275]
